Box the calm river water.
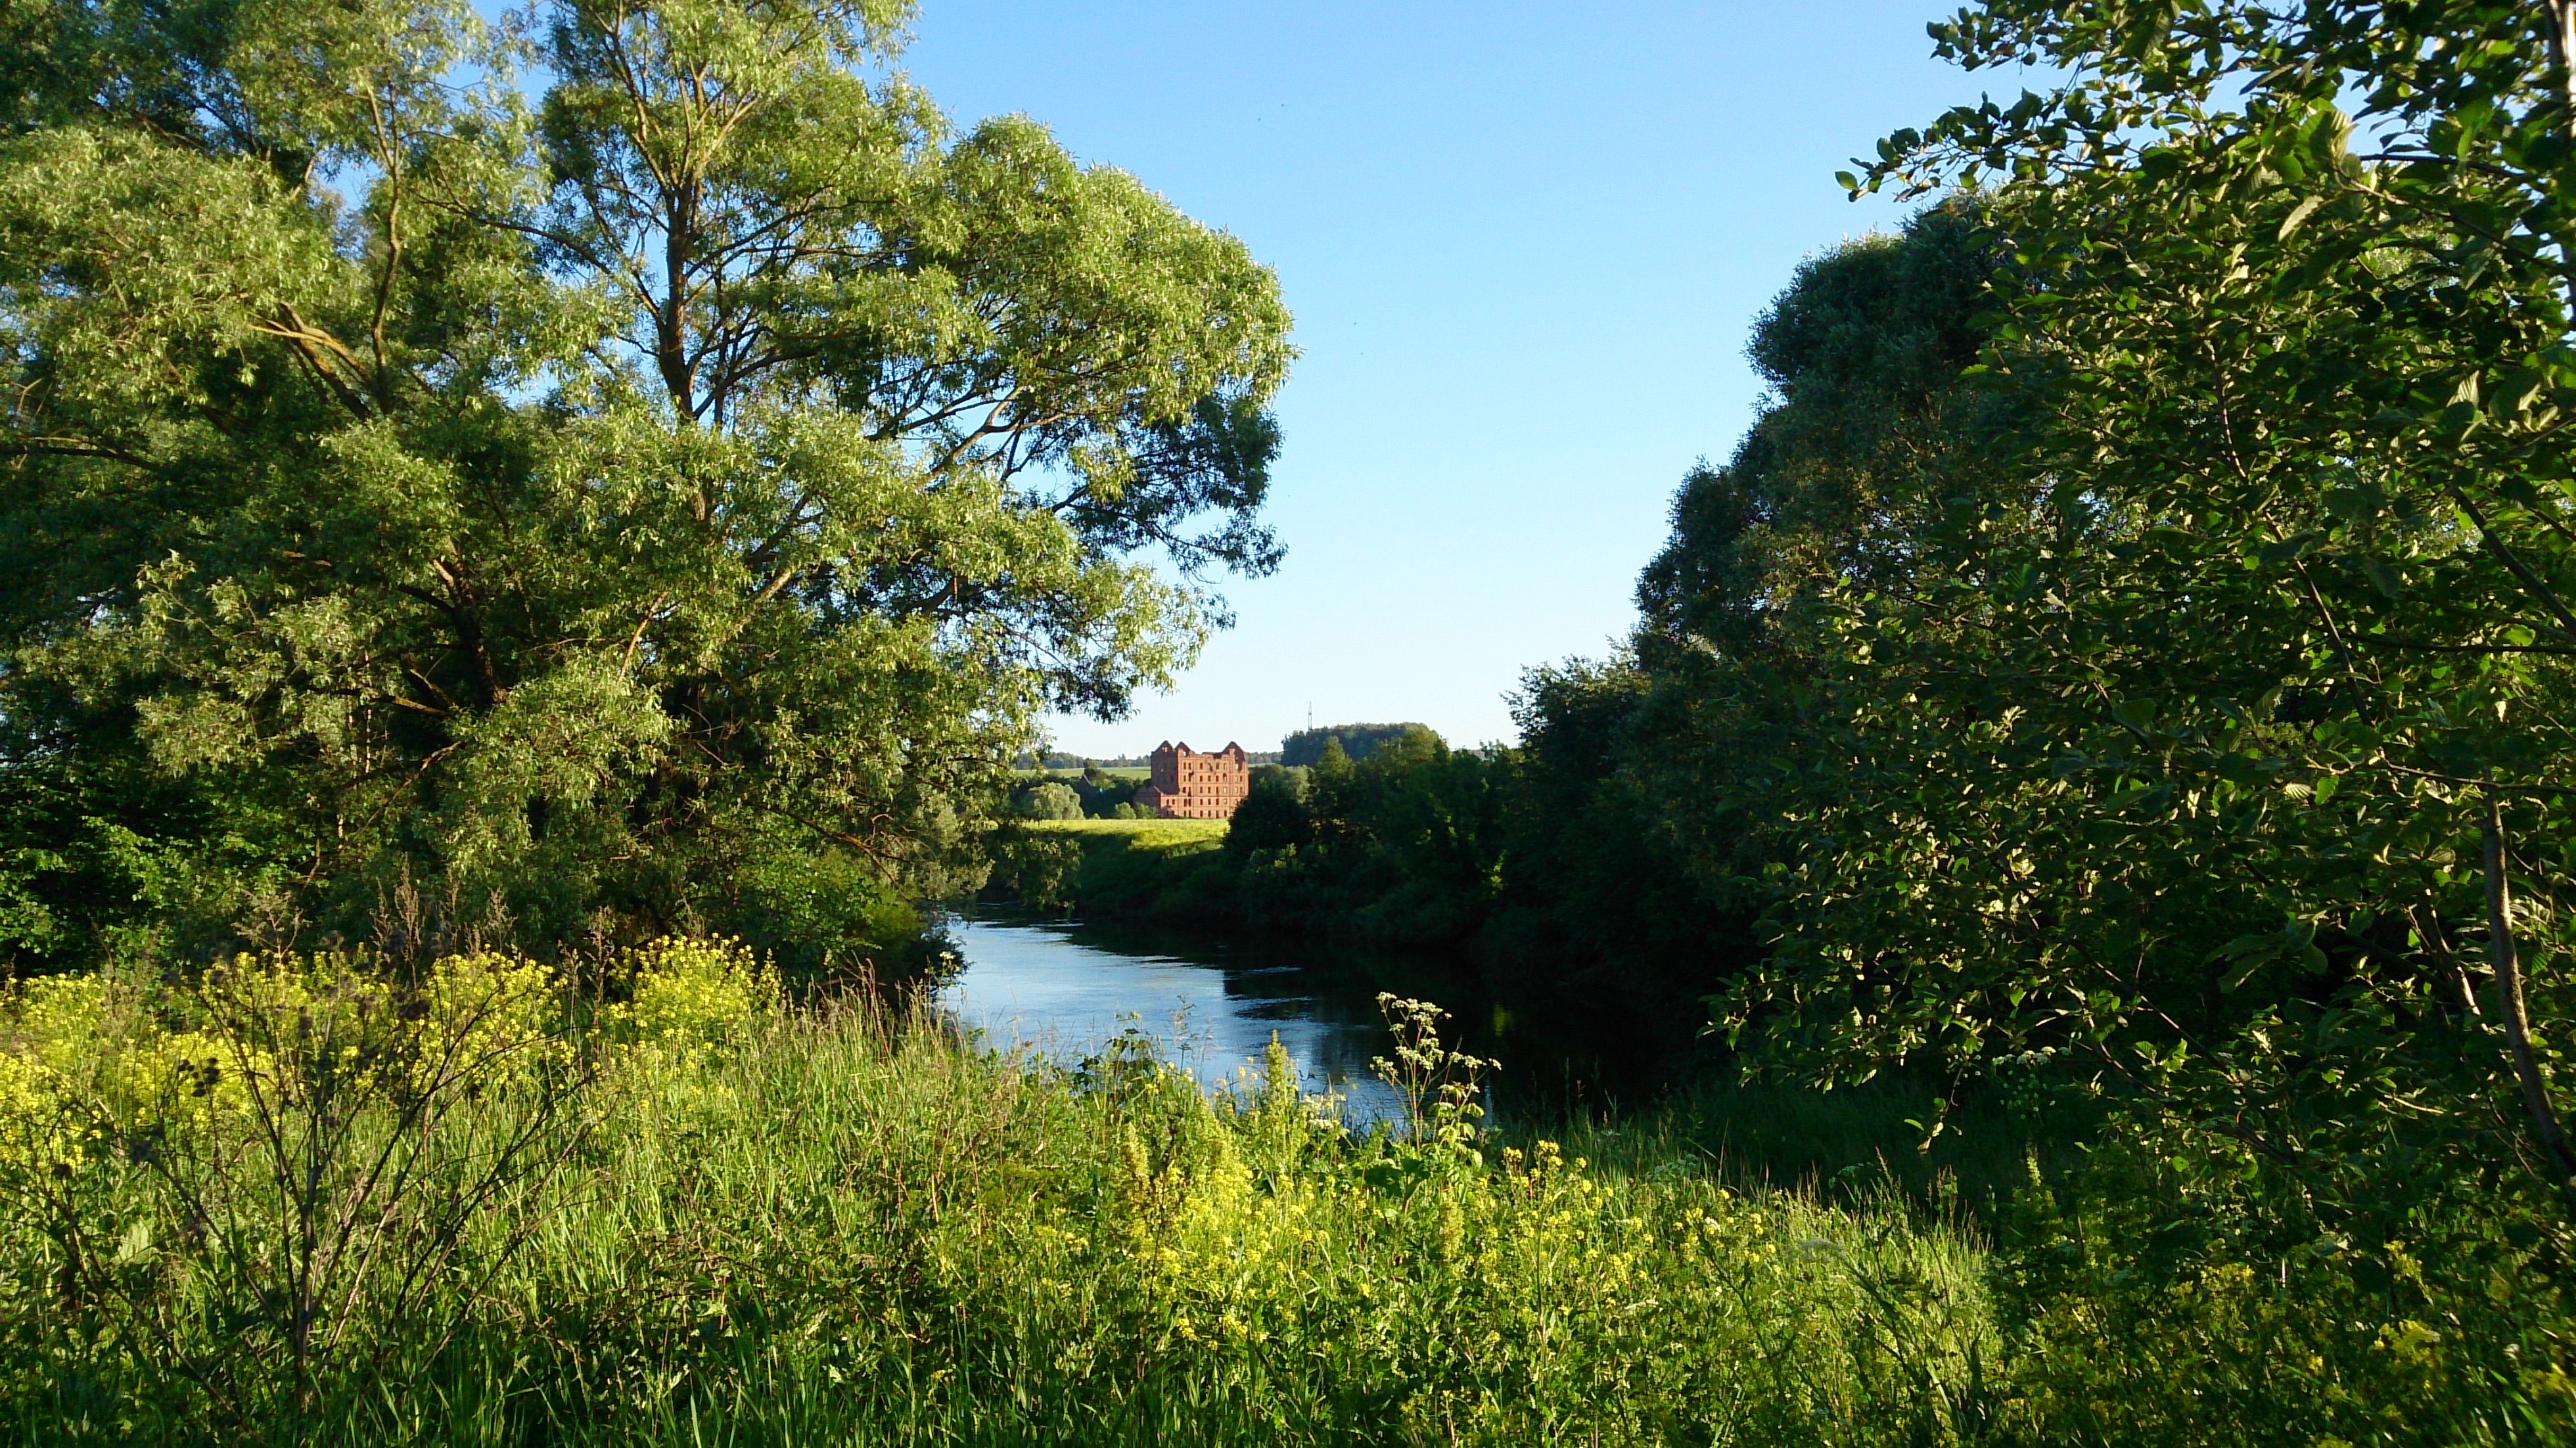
[933,909,1682,1128]
[937,910,1419,1125]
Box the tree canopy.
[1370,0,2576,1251]
[1759,0,2576,1208]
[0,0,1291,975]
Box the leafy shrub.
[1017,781,1085,821]
[1983,1124,2576,1447]
[0,947,593,1428]
[1224,771,1310,857]
[605,938,781,1070]
[982,828,1088,911]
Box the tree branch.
[2448,482,2576,647]
[2480,785,2576,1210]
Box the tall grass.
[4,940,2571,1446]
[0,941,1996,1446]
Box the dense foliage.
[0,0,1289,979]
[1753,0,2576,1223]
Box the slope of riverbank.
[11,938,2564,1445]
[5,941,1997,1445]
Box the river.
[936,909,1663,1129]
[938,909,1416,1124]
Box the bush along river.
[936,907,1691,1129]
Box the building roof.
[1153,740,1248,761]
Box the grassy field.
[988,817,1233,922]
[3,939,2566,1446]
[1026,816,1226,848]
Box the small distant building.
[1134,740,1251,820]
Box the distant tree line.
[1279,723,1435,768]
[1009,769,1170,820]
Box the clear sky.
[894,2,2024,758]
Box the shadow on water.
[936,905,1691,1131]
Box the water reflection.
[938,911,1417,1125]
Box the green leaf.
[2360,553,2403,599]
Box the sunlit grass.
[10,941,2554,1447]
[1029,816,1229,852]
[0,946,1999,1446]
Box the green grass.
[4,943,2569,1447]
[1028,816,1228,849]
[0,945,1998,1446]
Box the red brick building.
[1133,740,1250,820]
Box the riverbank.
[937,904,2050,1206]
[980,814,1723,1089]
[11,938,2568,1445]
[983,817,1233,923]
[5,941,1998,1445]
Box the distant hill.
[1280,723,1440,767]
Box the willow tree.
[0,0,1291,973]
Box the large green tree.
[1481,204,2015,1043]
[1704,0,2576,1217]
[0,0,1291,973]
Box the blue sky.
[894,3,2029,757]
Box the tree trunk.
[2481,788,2576,1206]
